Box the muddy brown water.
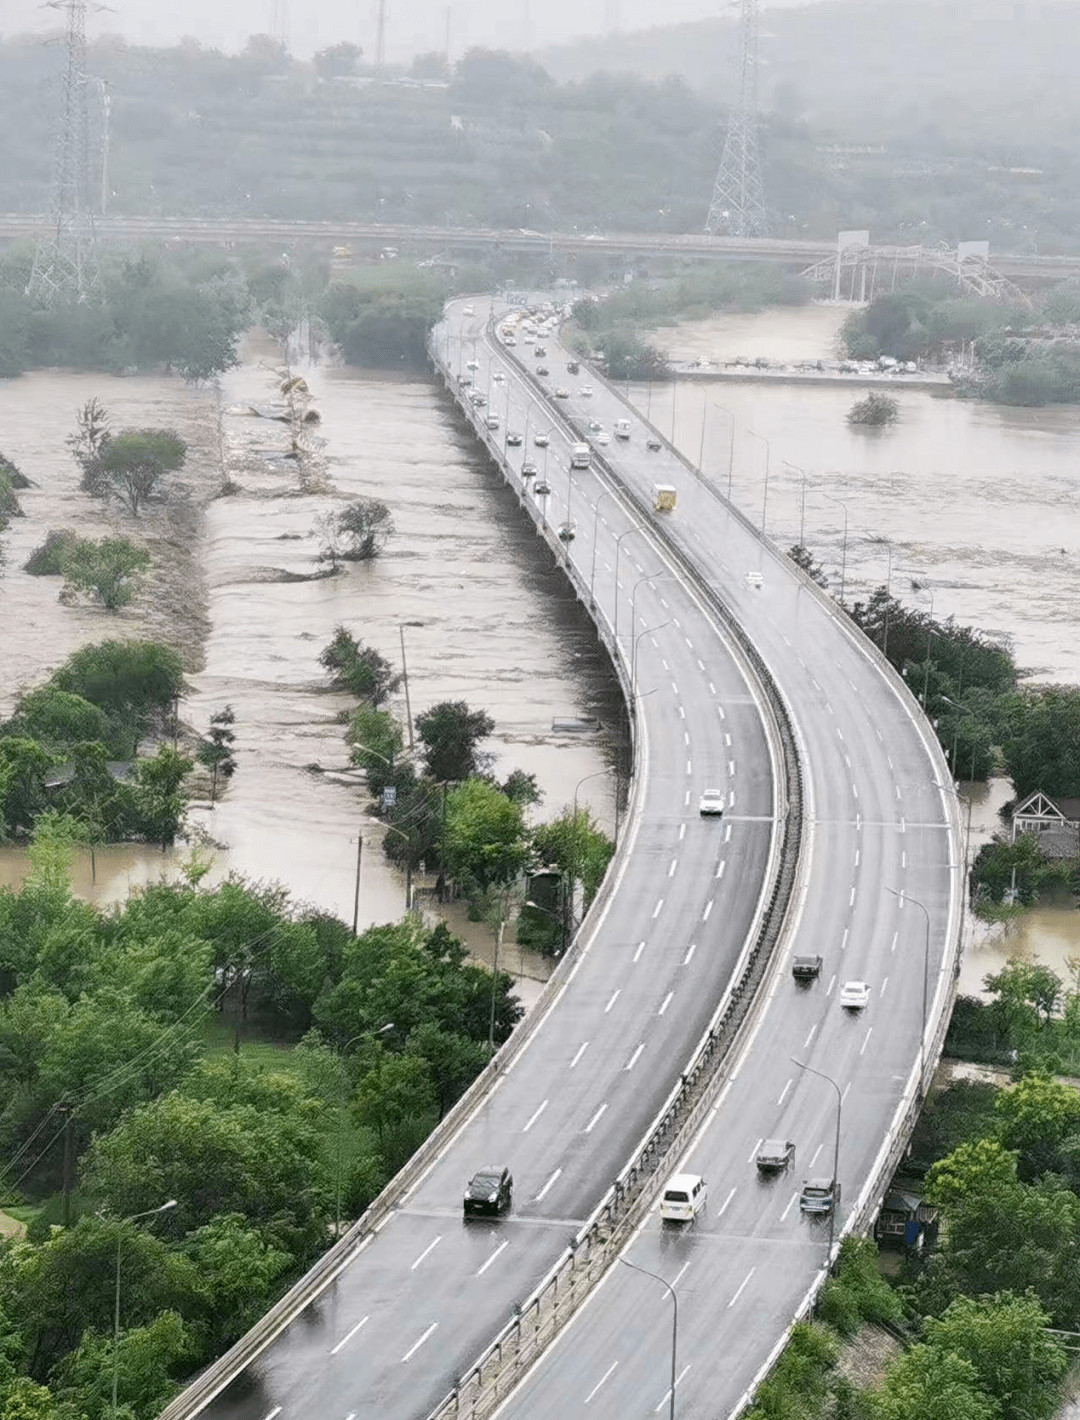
[0,339,620,1000]
[2,307,1078,993]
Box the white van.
[660,1173,707,1223]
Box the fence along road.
[158,313,789,1420]
[445,302,962,1420]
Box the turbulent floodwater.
[0,339,621,996]
[1,304,1078,993]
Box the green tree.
[983,960,1063,1040]
[848,392,899,427]
[197,705,237,807]
[346,705,405,792]
[66,398,111,495]
[442,778,530,893]
[0,739,54,839]
[318,626,402,706]
[91,429,187,517]
[49,639,184,755]
[787,544,830,589]
[1003,687,1080,800]
[871,1343,997,1420]
[0,1378,62,1420]
[129,745,192,849]
[179,1214,292,1354]
[994,1070,1080,1178]
[5,687,108,749]
[532,804,614,915]
[54,1309,191,1420]
[312,41,362,78]
[500,769,542,808]
[416,700,494,782]
[352,1046,436,1147]
[404,1022,487,1119]
[336,498,393,560]
[924,1293,1067,1420]
[924,1137,1019,1211]
[61,537,151,610]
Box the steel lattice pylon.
[705,0,769,238]
[269,0,289,47]
[27,0,99,304]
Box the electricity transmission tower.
[269,0,289,48]
[374,0,388,69]
[705,0,769,237]
[27,0,99,304]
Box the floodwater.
[641,304,1080,989]
[643,304,1080,684]
[2,304,1077,995]
[0,339,621,1001]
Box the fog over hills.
[1,0,822,63]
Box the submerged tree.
[197,705,238,806]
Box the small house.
[1011,791,1080,860]
[875,1186,938,1250]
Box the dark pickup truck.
[792,954,823,982]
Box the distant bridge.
[0,213,1074,287]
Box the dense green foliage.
[320,275,446,370]
[0,246,251,381]
[28,535,151,610]
[0,835,520,1417]
[946,957,1080,1075]
[0,640,187,842]
[848,393,899,427]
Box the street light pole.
[883,887,930,1098]
[920,585,936,706]
[620,1258,678,1420]
[611,528,644,643]
[824,492,849,607]
[589,491,611,603]
[791,1058,842,1265]
[113,1201,177,1417]
[488,915,505,1058]
[748,430,770,534]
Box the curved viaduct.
[159,295,961,1420]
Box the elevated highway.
[160,295,960,1420]
[2,212,1074,281]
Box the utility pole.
[27,0,99,304]
[399,623,415,749]
[269,0,289,48]
[705,0,769,237]
[59,1103,75,1226]
[375,0,388,70]
[443,6,452,66]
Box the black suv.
[463,1166,513,1219]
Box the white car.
[595,431,611,446]
[466,360,479,371]
[533,432,550,447]
[839,981,870,1011]
[581,384,595,397]
[699,789,725,817]
[463,305,475,316]
[492,371,505,383]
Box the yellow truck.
[653,484,677,513]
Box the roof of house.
[1013,791,1080,825]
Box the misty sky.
[1,0,820,63]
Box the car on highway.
[660,1173,707,1224]
[457,375,472,387]
[756,1139,796,1173]
[492,371,505,383]
[587,419,602,432]
[581,384,595,397]
[485,414,500,430]
[839,981,870,1011]
[536,366,550,376]
[595,431,611,446]
[746,571,764,589]
[504,336,517,346]
[469,392,487,407]
[533,432,550,446]
[558,521,577,542]
[463,1165,513,1219]
[566,360,581,375]
[535,346,547,357]
[646,437,662,451]
[507,431,523,446]
[792,954,823,982]
[555,387,570,398]
[466,359,479,370]
[463,305,475,316]
[699,788,725,817]
[521,461,539,477]
[800,1177,840,1215]
[534,480,551,496]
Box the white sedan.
[839,981,870,1011]
[581,384,595,397]
[699,789,725,817]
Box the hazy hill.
[539,0,1080,158]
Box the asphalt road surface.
[479,302,960,1420]
[196,305,783,1420]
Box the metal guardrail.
[421,323,806,1420]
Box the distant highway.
[1,213,1073,280]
